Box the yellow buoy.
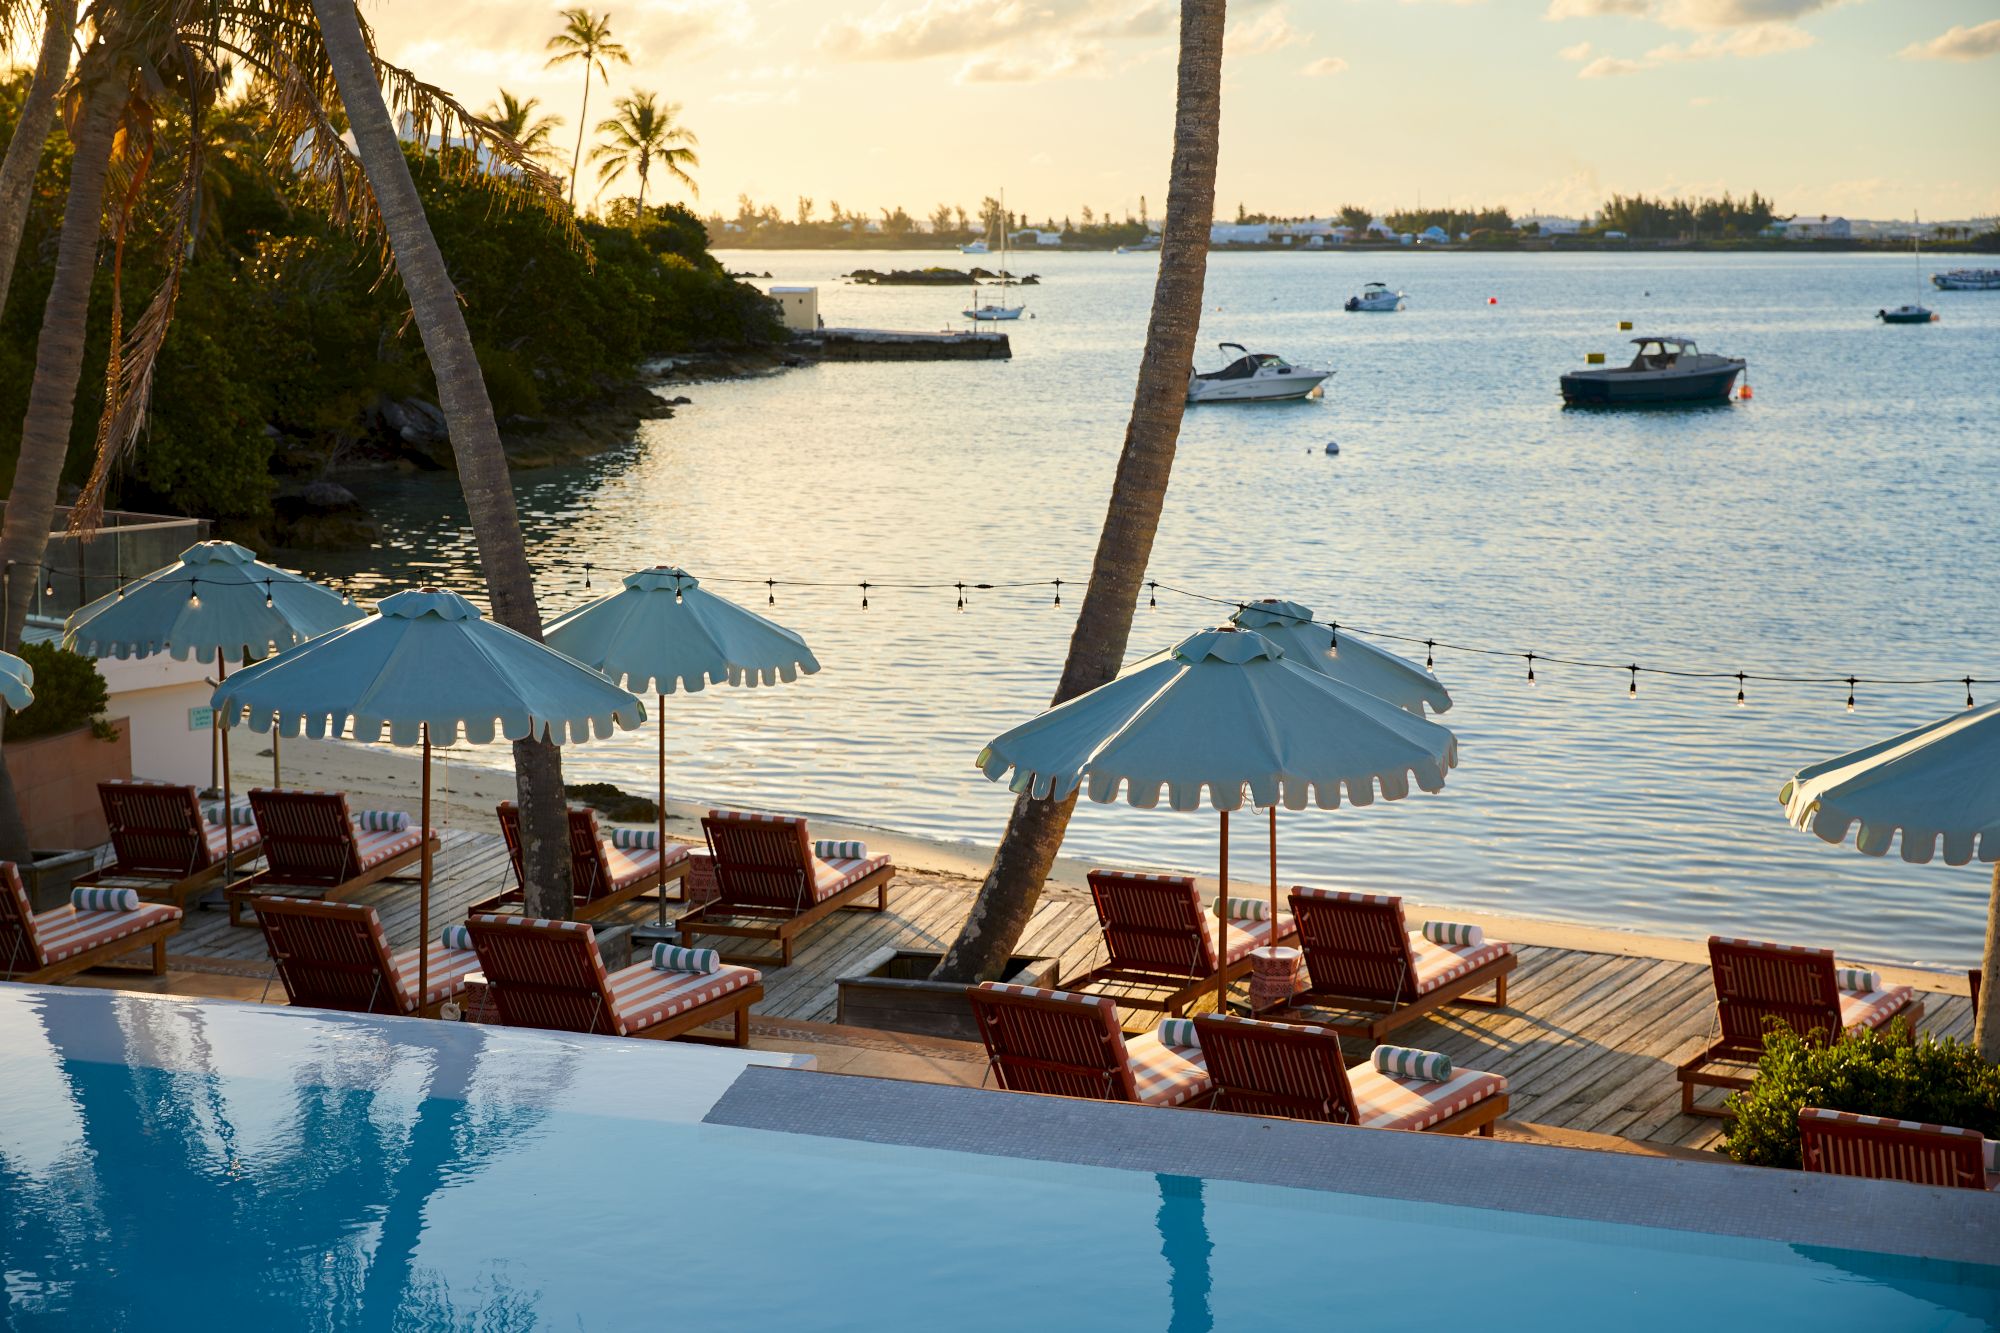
[1586,352,1606,365]
[1618,320,1633,330]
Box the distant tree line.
[1597,192,1776,239]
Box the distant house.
[1365,216,1395,239]
[1519,215,1582,236]
[1773,215,1852,240]
[1602,230,1627,241]
[1208,222,1271,245]
[1418,225,1450,245]
[1272,218,1337,245]
[1010,228,1063,247]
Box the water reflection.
[1156,1174,1214,1333]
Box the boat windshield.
[1630,340,1686,369]
[1203,352,1290,380]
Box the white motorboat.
[959,239,990,255]
[1344,282,1404,312]
[963,190,1024,322]
[1186,343,1331,404]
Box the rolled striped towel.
[652,943,720,975]
[353,809,410,833]
[1373,1044,1453,1084]
[441,925,473,953]
[1157,1017,1200,1050]
[609,827,659,851]
[1423,921,1485,949]
[72,887,139,913]
[1835,966,1880,994]
[814,839,868,861]
[200,798,256,827]
[1217,896,1268,922]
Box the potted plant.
[1,642,128,910]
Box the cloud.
[1576,18,1810,74]
[1546,0,1841,26]
[1300,55,1348,76]
[1578,55,1649,76]
[1557,40,1593,59]
[1225,6,1309,57]
[958,42,1109,82]
[1545,0,1647,17]
[1898,19,2000,62]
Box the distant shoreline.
[716,239,2000,257]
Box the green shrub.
[6,641,116,743]
[1724,1024,2000,1169]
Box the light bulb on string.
[1846,677,1857,713]
[766,579,776,606]
[1329,622,1339,657]
[674,581,684,605]
[264,581,274,608]
[1052,579,1062,608]
[1424,640,1435,669]
[582,562,592,590]
[1967,677,1977,709]
[1526,652,1536,686]
[1627,665,1638,698]
[41,568,53,598]
[1148,581,1157,609]
[955,582,966,612]
[860,582,870,610]
[1735,672,1746,707]
[188,581,201,609]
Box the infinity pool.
[2,986,1994,1330]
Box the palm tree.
[481,89,563,167]
[0,0,78,324]
[307,0,578,914]
[587,91,697,211]
[544,8,628,209]
[931,0,1226,984]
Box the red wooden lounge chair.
[254,896,481,1018]
[1193,1014,1508,1135]
[1676,937,1924,1119]
[466,914,762,1045]
[1280,888,1515,1040]
[1058,870,1298,1017]
[226,789,436,927]
[0,862,181,983]
[966,981,1215,1108]
[475,802,692,920]
[1799,1107,1997,1191]
[675,810,893,966]
[70,779,262,906]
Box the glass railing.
[17,508,211,625]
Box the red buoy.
[1739,382,1753,401]
[1487,296,1498,305]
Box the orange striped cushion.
[811,854,891,903]
[1124,1031,1214,1107]
[1839,985,1917,1031]
[605,960,758,1035]
[353,826,423,869]
[1411,934,1512,994]
[30,902,181,964]
[1345,1060,1507,1132]
[388,942,483,1010]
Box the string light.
[263,580,274,608]
[860,582,870,610]
[1526,652,1536,686]
[1846,677,1857,713]
[956,582,966,612]
[1148,580,1157,609]
[41,568,53,598]
[1968,677,1977,709]
[1329,622,1339,656]
[674,580,684,605]
[1628,665,1639,698]
[766,578,776,606]
[1736,672,1746,707]
[1424,639,1435,669]
[1052,579,1062,607]
[582,562,592,590]
[188,580,200,609]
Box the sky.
[267,2,2000,221]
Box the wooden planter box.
[18,848,96,913]
[2,717,130,861]
[838,948,1060,1042]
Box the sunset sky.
[331,2,1998,221]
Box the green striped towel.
[814,839,868,861]
[441,925,473,952]
[71,887,139,913]
[1157,1018,1200,1050]
[200,798,255,827]
[652,943,720,975]
[1373,1044,1453,1084]
[1835,966,1880,994]
[609,827,659,851]
[1422,920,1484,949]
[1217,896,1268,922]
[353,809,410,833]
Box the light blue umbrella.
[1229,599,1451,715]
[545,566,818,923]
[212,587,648,999]
[0,651,32,711]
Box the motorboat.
[1344,282,1404,312]
[1932,268,2000,291]
[1878,304,1936,325]
[959,239,990,255]
[1187,343,1331,404]
[1559,336,1744,407]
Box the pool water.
[3,992,1993,1330]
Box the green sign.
[188,706,214,731]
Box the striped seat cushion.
[30,902,181,965]
[389,942,483,1010]
[1205,911,1298,966]
[1839,984,1917,1032]
[1344,1060,1509,1132]
[352,825,424,870]
[202,822,262,860]
[605,959,758,1036]
[811,853,892,904]
[601,839,691,892]
[1411,933,1513,995]
[1123,1031,1214,1107]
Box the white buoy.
[1324,441,1341,455]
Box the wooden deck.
[159,829,1975,1153]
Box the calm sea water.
[311,249,1997,969]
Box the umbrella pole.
[217,653,232,890]
[1215,808,1229,1011]
[272,730,280,788]
[1268,805,1278,926]
[656,697,667,928]
[420,723,432,1006]
[1980,861,2000,1063]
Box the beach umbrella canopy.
[0,651,32,712]
[544,566,818,924]
[1228,599,1451,716]
[1779,702,2000,1059]
[212,586,647,1000]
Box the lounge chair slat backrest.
[967,982,1138,1102]
[1088,871,1218,978]
[465,915,620,1034]
[249,789,365,888]
[1290,889,1419,1001]
[0,861,47,975]
[1799,1107,1989,1191]
[99,779,214,876]
[497,803,617,906]
[1708,937,1843,1046]
[255,896,406,1014]
[702,811,814,913]
[1193,1014,1358,1123]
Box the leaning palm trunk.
[0,0,78,324]
[932,0,1225,984]
[310,0,573,914]
[0,51,124,867]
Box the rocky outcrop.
[271,480,378,550]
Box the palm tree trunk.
[0,49,123,867]
[568,68,591,210]
[931,0,1225,984]
[310,0,574,915]
[0,0,78,324]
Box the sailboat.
[1878,213,1937,325]
[964,191,1025,322]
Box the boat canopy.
[1631,336,1697,349]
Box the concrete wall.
[97,652,234,787]
[769,286,818,332]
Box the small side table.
[1247,945,1302,1015]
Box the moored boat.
[1932,268,2000,291]
[1559,336,1744,407]
[1187,343,1331,404]
[1345,282,1404,312]
[1877,304,1936,325]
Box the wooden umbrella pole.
[420,723,432,1004]
[656,695,667,927]
[272,729,281,788]
[1268,804,1278,926]
[1215,807,1229,1011]
[1978,860,2000,1063]
[217,653,232,888]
